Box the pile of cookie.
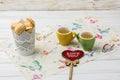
[11,18,35,35]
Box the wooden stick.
[69,63,73,80]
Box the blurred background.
[0,0,120,10]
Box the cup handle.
[72,32,76,40]
[76,33,80,41]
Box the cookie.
[11,22,18,30]
[11,18,35,35]
[26,18,35,27]
[25,18,35,28]
[14,23,26,35]
[26,27,33,33]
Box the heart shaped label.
[62,50,84,61]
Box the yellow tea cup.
[56,27,76,46]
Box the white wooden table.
[0,11,120,80]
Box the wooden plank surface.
[0,0,120,10]
[0,11,120,80]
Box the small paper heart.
[62,50,84,61]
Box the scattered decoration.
[77,46,80,48]
[72,22,82,30]
[96,34,102,39]
[89,19,96,24]
[85,15,91,19]
[58,60,66,69]
[97,27,110,35]
[42,32,53,40]
[32,74,43,80]
[67,47,74,51]
[20,60,42,71]
[110,37,119,43]
[43,50,50,55]
[117,44,120,46]
[102,44,115,53]
[36,33,41,41]
[85,51,95,57]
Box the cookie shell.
[14,23,26,35]
[26,18,35,27]
[25,18,35,28]
[11,22,18,30]
[26,27,33,33]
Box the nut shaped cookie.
[11,22,18,30]
[26,18,35,27]
[25,18,34,28]
[14,23,26,35]
[26,27,33,33]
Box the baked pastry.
[25,18,35,28]
[26,27,33,33]
[11,22,18,29]
[14,23,26,35]
[11,18,35,35]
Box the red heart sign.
[62,50,84,61]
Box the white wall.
[0,0,120,10]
